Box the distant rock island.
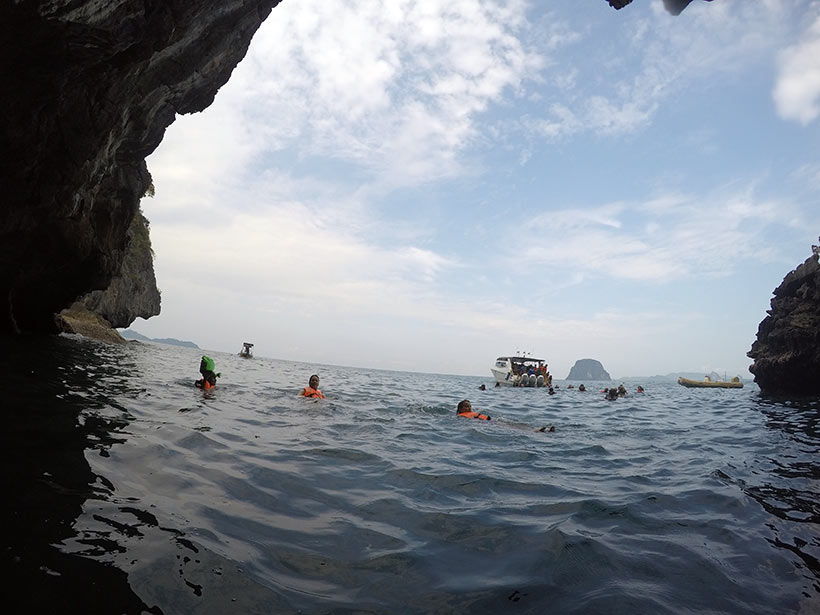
[566,358,611,381]
[120,329,199,349]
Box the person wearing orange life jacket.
[457,400,557,432]
[300,374,325,399]
[457,399,490,421]
[195,355,220,390]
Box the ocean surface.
[1,334,818,614]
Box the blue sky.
[135,0,820,378]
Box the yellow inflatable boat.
[677,376,744,389]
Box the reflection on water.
[0,335,818,614]
[749,397,820,590]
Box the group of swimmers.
[455,381,647,432]
[194,355,326,398]
[602,384,645,400]
[478,381,644,398]
[195,357,643,430]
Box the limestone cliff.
[566,359,611,381]
[748,253,820,396]
[80,209,161,328]
[0,0,280,334]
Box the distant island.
[566,358,611,381]
[120,329,199,349]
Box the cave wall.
[0,0,281,333]
[748,253,820,396]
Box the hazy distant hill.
[616,371,747,383]
[120,329,199,349]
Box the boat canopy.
[495,357,547,367]
[496,356,546,364]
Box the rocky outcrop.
[80,210,161,328]
[55,208,160,344]
[56,302,126,345]
[0,0,281,334]
[748,253,820,396]
[566,358,611,381]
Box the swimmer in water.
[457,400,555,432]
[457,399,490,420]
[300,374,325,399]
[195,355,220,390]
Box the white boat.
[239,342,254,358]
[491,355,552,387]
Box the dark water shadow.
[0,335,297,615]
[0,334,164,613]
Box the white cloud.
[774,14,820,124]
[792,162,820,190]
[145,105,257,216]
[222,0,543,185]
[532,1,795,140]
[513,185,802,282]
[152,208,438,310]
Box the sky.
[134,0,820,379]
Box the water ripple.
[2,337,819,613]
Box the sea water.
[1,334,818,614]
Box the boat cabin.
[239,342,254,358]
[491,356,552,387]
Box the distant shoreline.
[119,329,199,349]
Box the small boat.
[239,342,254,358]
[677,375,743,389]
[491,355,552,387]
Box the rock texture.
[56,302,126,344]
[748,253,820,396]
[566,358,611,381]
[80,210,161,328]
[0,0,281,334]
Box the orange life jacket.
[458,411,490,421]
[302,386,325,399]
[195,379,215,390]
